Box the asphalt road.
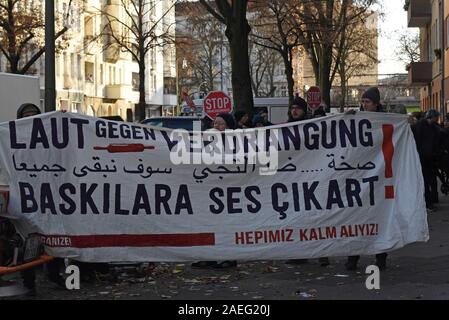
[2,195,448,301]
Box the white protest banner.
[0,112,428,262]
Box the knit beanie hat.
[216,112,236,129]
[362,87,381,105]
[17,103,41,119]
[291,96,308,113]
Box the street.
[2,194,447,301]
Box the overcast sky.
[378,0,419,76]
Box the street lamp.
[45,0,56,112]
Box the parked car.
[141,116,205,131]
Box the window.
[63,53,68,75]
[280,86,287,97]
[100,64,104,85]
[70,102,81,113]
[85,62,94,83]
[55,56,60,76]
[446,17,449,49]
[40,57,45,75]
[132,73,139,91]
[77,55,82,80]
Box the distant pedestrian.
[412,109,442,212]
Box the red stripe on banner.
[39,233,215,248]
[385,185,395,199]
[382,124,394,178]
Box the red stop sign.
[307,86,321,110]
[203,91,233,119]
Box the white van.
[0,72,41,123]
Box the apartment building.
[407,0,448,116]
[0,0,177,120]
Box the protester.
[412,109,442,212]
[311,106,327,119]
[234,111,251,129]
[258,108,273,126]
[16,104,66,295]
[345,87,388,271]
[252,114,266,128]
[192,112,237,269]
[285,97,330,266]
[288,96,308,123]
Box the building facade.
[0,0,177,120]
[407,0,448,117]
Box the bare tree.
[101,0,176,121]
[294,0,378,109]
[249,40,280,97]
[251,0,304,105]
[396,32,420,66]
[0,0,74,74]
[176,2,228,95]
[335,12,378,111]
[198,0,254,114]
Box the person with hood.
[412,109,442,212]
[345,87,388,271]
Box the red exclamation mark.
[382,124,395,199]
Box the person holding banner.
[192,113,237,269]
[15,104,67,294]
[285,96,331,267]
[345,87,388,271]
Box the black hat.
[17,103,41,119]
[216,112,236,129]
[362,87,381,105]
[291,96,308,112]
[425,109,441,119]
[234,110,248,123]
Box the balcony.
[407,0,431,28]
[163,94,177,106]
[105,84,132,100]
[408,62,432,84]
